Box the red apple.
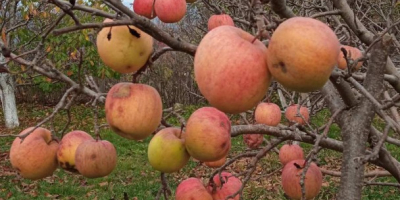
[147,127,190,173]
[279,143,304,166]
[208,14,235,31]
[194,26,271,114]
[243,134,264,149]
[204,156,227,168]
[337,45,363,70]
[155,0,186,23]
[208,172,242,200]
[133,0,157,19]
[9,127,59,180]
[75,140,117,178]
[185,107,231,162]
[176,178,213,200]
[254,102,282,126]
[105,82,163,141]
[285,104,310,125]
[57,130,94,173]
[281,159,323,200]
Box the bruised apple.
[279,143,304,166]
[10,127,59,180]
[208,14,235,31]
[254,102,282,126]
[285,104,310,125]
[282,159,323,200]
[185,107,231,162]
[204,156,227,168]
[148,127,190,173]
[243,134,263,149]
[96,18,153,74]
[267,17,340,92]
[105,82,163,141]
[155,0,186,23]
[57,130,94,172]
[194,26,271,114]
[176,178,213,200]
[337,45,363,70]
[208,172,242,200]
[133,0,156,19]
[75,140,117,178]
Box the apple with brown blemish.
[194,26,271,114]
[105,82,163,141]
[184,107,231,162]
[267,17,340,92]
[75,139,117,178]
[243,134,264,149]
[207,171,242,200]
[96,18,154,74]
[9,127,59,180]
[57,130,94,173]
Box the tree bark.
[0,54,19,129]
[336,36,391,200]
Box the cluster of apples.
[278,143,323,200]
[9,128,117,180]
[175,172,242,200]
[133,0,197,23]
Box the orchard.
[0,0,400,200]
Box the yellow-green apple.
[194,26,271,114]
[75,139,117,178]
[176,178,213,200]
[147,127,190,173]
[155,0,186,23]
[105,82,163,141]
[285,104,309,125]
[204,156,227,168]
[243,134,263,149]
[9,127,59,180]
[185,107,231,162]
[282,159,323,200]
[254,102,282,126]
[207,171,242,200]
[133,0,157,19]
[279,143,304,166]
[337,45,363,70]
[57,130,94,173]
[267,17,340,92]
[96,18,154,74]
[208,14,235,31]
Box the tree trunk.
[0,52,19,129]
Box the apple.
[337,45,363,70]
[285,104,310,125]
[254,102,282,126]
[57,130,94,173]
[204,156,227,168]
[194,26,271,114]
[176,178,213,200]
[105,82,163,141]
[185,107,231,162]
[75,139,117,178]
[155,0,186,23]
[243,134,264,149]
[133,0,157,19]
[208,171,242,200]
[208,14,235,31]
[279,143,304,166]
[148,127,190,173]
[281,159,323,200]
[96,18,154,74]
[9,127,59,180]
[267,17,340,92]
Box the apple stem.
[179,124,185,138]
[107,27,112,41]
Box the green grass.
[1,103,400,199]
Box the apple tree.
[2,0,400,200]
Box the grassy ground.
[0,103,399,199]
